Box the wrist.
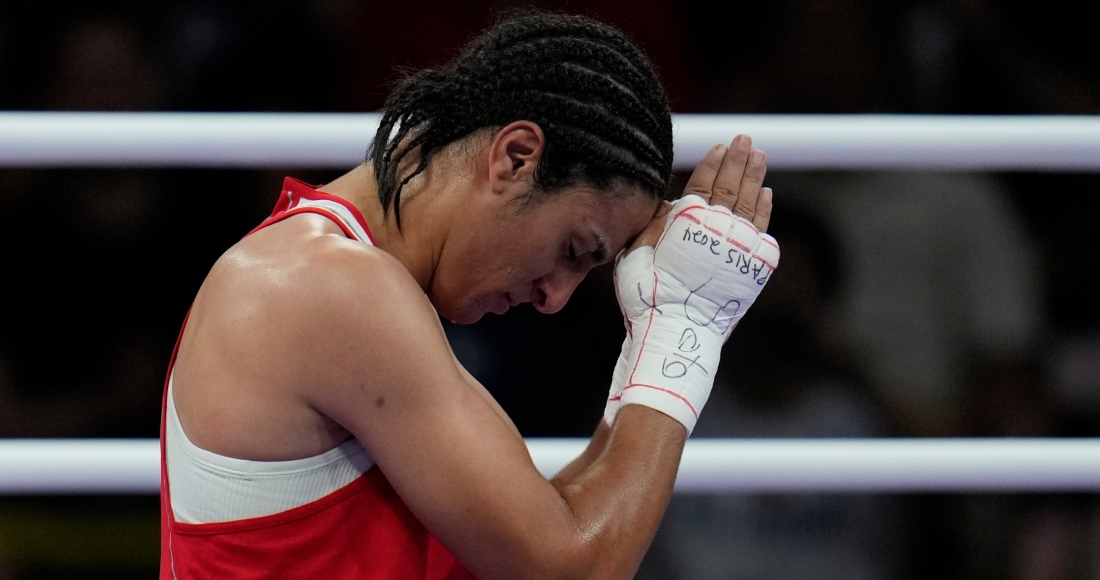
[619,312,723,434]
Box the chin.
[450,311,486,325]
[435,301,487,325]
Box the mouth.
[488,290,529,316]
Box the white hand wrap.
[602,336,630,427]
[606,195,780,434]
[601,258,639,426]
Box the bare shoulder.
[239,221,469,430]
[222,217,446,375]
[175,214,450,458]
[290,227,444,351]
[272,224,525,443]
[293,226,423,310]
[208,214,432,333]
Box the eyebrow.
[591,231,610,265]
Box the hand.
[627,135,773,253]
[605,135,780,434]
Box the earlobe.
[487,121,546,194]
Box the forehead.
[539,182,658,239]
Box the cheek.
[449,208,570,298]
[452,241,538,297]
[489,249,557,291]
[489,227,564,283]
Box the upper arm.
[298,247,586,579]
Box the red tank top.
[160,178,476,580]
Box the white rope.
[2,438,1099,494]
[0,439,159,494]
[1,113,1099,170]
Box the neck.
[320,164,449,292]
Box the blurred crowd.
[1,0,1098,578]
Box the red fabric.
[160,179,474,579]
[248,178,377,245]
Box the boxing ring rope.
[2,438,1100,494]
[2,112,1099,495]
[2,113,1100,170]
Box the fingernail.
[763,187,773,201]
[751,150,765,165]
[715,144,727,157]
[736,134,752,150]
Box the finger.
[681,144,727,204]
[752,187,773,232]
[732,149,767,220]
[709,134,753,211]
[626,201,672,252]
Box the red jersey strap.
[249,177,376,245]
[160,307,191,580]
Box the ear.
[486,121,546,196]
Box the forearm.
[547,167,779,577]
[555,405,686,579]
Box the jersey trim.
[249,178,376,245]
[166,375,374,525]
[171,471,377,535]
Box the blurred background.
[0,0,1098,578]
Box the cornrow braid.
[368,11,674,226]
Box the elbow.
[516,534,603,580]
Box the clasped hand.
[604,135,780,434]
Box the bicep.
[306,260,582,579]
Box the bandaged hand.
[603,135,779,434]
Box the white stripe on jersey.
[166,376,375,524]
[290,195,374,245]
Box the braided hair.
[368,11,674,225]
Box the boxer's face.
[431,182,659,324]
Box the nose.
[532,268,587,314]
